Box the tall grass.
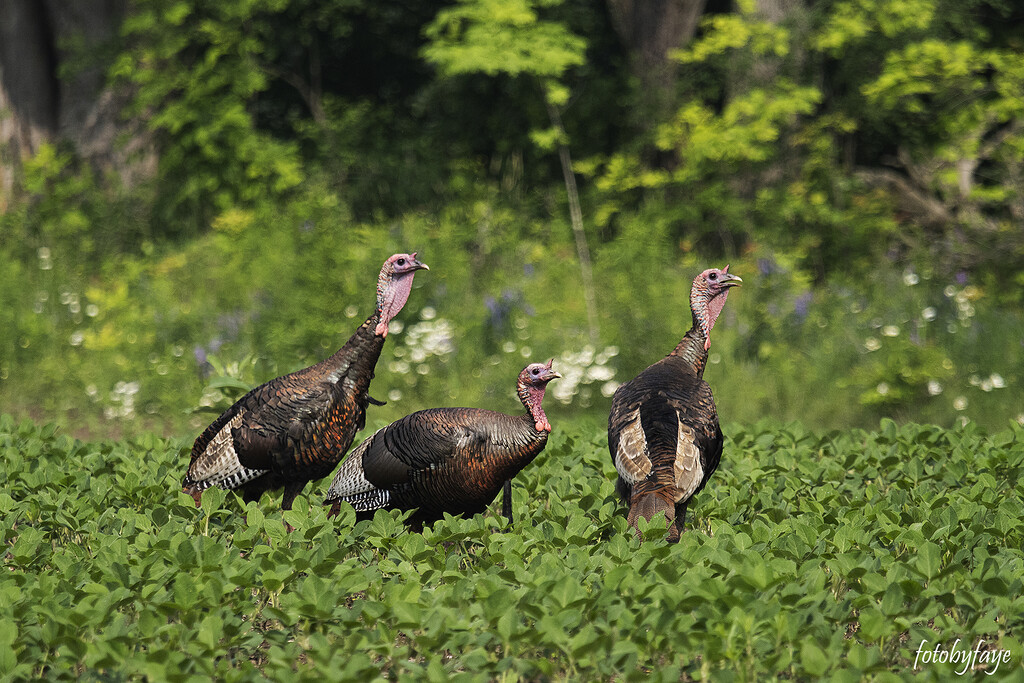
[1,190,1020,438]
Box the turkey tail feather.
[626,489,675,537]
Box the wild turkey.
[324,360,560,526]
[608,266,741,541]
[182,253,429,512]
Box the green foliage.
[2,0,1023,441]
[587,0,1024,280]
[3,415,1024,679]
[6,143,154,260]
[1,189,1021,438]
[423,0,586,80]
[113,0,305,226]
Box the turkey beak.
[410,253,429,271]
[721,273,742,288]
[541,360,560,382]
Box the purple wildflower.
[758,258,776,276]
[794,292,811,321]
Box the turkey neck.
[669,281,731,378]
[669,323,709,378]
[376,268,417,336]
[319,261,414,385]
[517,380,550,432]
[320,311,385,388]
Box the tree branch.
[547,101,599,344]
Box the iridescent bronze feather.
[182,253,428,512]
[325,361,559,527]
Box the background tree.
[0,0,1022,434]
[0,0,142,208]
[424,0,600,342]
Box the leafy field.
[2,414,1023,681]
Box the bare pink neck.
[375,271,416,336]
[517,382,551,432]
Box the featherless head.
[520,358,561,386]
[690,265,742,351]
[518,359,560,432]
[376,252,429,337]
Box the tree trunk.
[0,0,150,208]
[727,0,808,202]
[0,1,58,205]
[606,0,707,126]
[548,102,600,344]
[737,0,807,89]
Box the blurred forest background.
[1,0,1022,438]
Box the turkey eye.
[709,272,717,280]
[397,258,406,266]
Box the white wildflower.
[927,380,943,396]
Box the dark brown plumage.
[324,360,560,526]
[608,266,741,541]
[182,253,428,511]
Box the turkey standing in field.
[324,360,560,527]
[182,253,429,512]
[608,266,741,541]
